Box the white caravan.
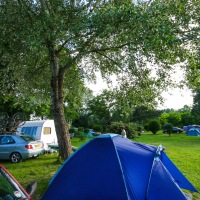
[17,120,58,151]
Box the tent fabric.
[147,159,187,200]
[187,128,200,136]
[42,134,198,200]
[161,152,198,192]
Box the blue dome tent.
[42,134,198,200]
[187,128,200,136]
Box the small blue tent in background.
[42,134,198,200]
[187,128,200,136]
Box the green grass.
[1,133,200,200]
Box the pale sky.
[158,88,193,110]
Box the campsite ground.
[1,131,200,200]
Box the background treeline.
[1,90,200,139]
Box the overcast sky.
[158,88,193,110]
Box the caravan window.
[43,127,51,135]
[21,127,37,137]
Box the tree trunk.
[48,43,72,160]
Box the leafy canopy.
[0,0,197,107]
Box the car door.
[0,136,16,159]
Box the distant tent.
[42,134,198,200]
[187,128,200,136]
[86,131,93,138]
[185,125,200,135]
[83,129,95,138]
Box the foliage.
[126,123,143,138]
[160,112,181,127]
[0,95,33,120]
[147,119,161,134]
[34,103,52,119]
[76,131,86,142]
[191,90,200,124]
[180,111,195,126]
[79,133,86,142]
[144,123,149,132]
[86,91,112,129]
[184,0,200,92]
[80,95,163,130]
[84,128,90,134]
[78,127,84,132]
[159,108,195,128]
[93,124,103,133]
[69,128,78,134]
[132,106,163,124]
[73,115,90,129]
[162,123,173,136]
[107,121,140,139]
[107,121,125,135]
[63,67,89,122]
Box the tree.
[160,111,182,127]
[132,106,162,125]
[160,108,195,127]
[162,123,173,136]
[1,0,197,160]
[147,119,161,134]
[107,121,139,139]
[191,90,200,124]
[85,89,120,129]
[184,1,200,91]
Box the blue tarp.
[42,134,198,200]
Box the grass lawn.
[1,132,200,200]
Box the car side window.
[0,136,15,145]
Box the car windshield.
[0,167,28,200]
[20,135,36,142]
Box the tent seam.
[145,145,164,199]
[111,136,130,200]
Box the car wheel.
[10,152,22,163]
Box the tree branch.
[88,42,129,53]
[55,39,71,56]
[96,51,119,66]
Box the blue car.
[0,134,44,163]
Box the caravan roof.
[20,120,54,127]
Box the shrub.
[84,128,90,134]
[147,120,161,134]
[93,124,103,132]
[69,127,78,136]
[76,131,86,141]
[136,124,143,136]
[162,123,173,136]
[78,127,84,132]
[107,121,140,139]
[69,128,74,133]
[107,121,124,135]
[144,123,149,131]
[125,123,139,139]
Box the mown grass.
[1,132,200,200]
